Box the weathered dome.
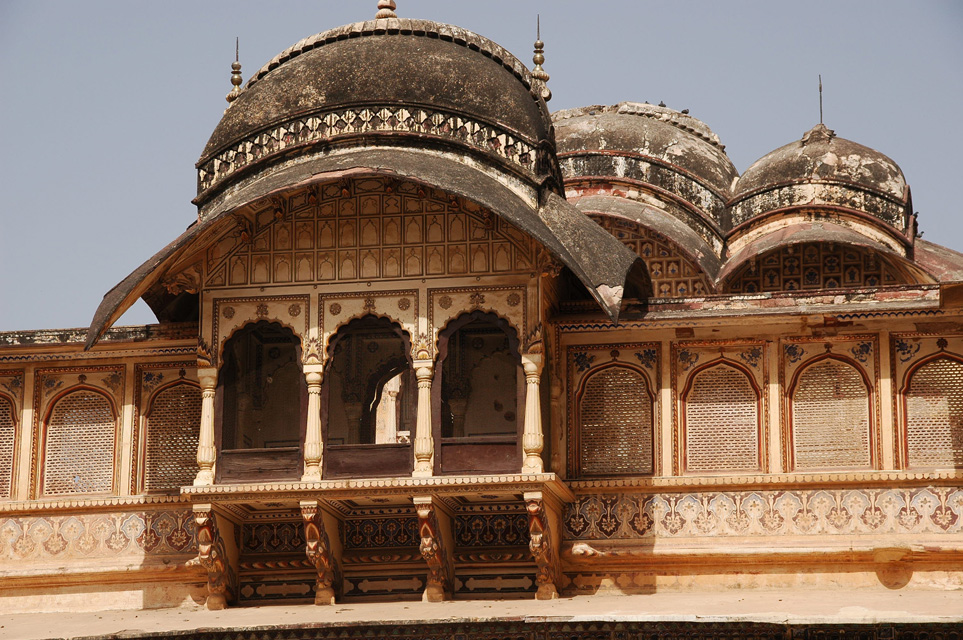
[196,19,554,209]
[554,103,737,197]
[730,124,911,230]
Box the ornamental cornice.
[0,493,190,514]
[197,105,538,197]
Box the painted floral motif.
[438,295,453,310]
[634,349,657,370]
[142,371,165,393]
[784,343,805,364]
[850,341,873,363]
[564,487,963,539]
[678,349,700,372]
[0,511,196,561]
[573,352,596,373]
[222,306,236,319]
[0,374,22,400]
[469,292,486,308]
[397,298,411,311]
[288,304,302,317]
[256,303,270,319]
[738,346,763,369]
[329,303,342,316]
[506,292,521,307]
[894,339,920,363]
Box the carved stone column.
[300,499,342,605]
[521,354,544,474]
[194,368,218,486]
[448,396,467,438]
[525,490,561,600]
[412,360,434,477]
[302,365,324,482]
[193,503,236,610]
[414,495,452,602]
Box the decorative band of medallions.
[197,106,538,195]
[729,183,909,229]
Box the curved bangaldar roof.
[553,102,738,227]
[195,17,557,213]
[729,124,912,233]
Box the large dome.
[730,124,911,230]
[196,18,555,209]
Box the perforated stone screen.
[906,358,963,469]
[579,367,653,475]
[684,365,759,472]
[0,396,14,499]
[43,391,115,496]
[145,384,201,491]
[792,360,870,470]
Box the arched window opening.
[144,383,201,491]
[791,359,871,470]
[43,390,116,496]
[323,315,414,478]
[0,395,15,499]
[905,357,963,469]
[577,366,653,477]
[684,363,760,473]
[436,311,522,474]
[218,321,305,483]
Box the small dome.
[196,19,553,205]
[730,124,911,232]
[735,124,907,200]
[553,102,738,198]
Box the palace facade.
[2,1,962,616]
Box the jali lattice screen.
[905,358,963,469]
[579,367,653,476]
[145,384,201,490]
[792,359,870,470]
[43,390,115,496]
[0,396,14,499]
[684,364,759,472]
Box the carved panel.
[727,243,902,294]
[591,214,712,297]
[782,336,879,472]
[567,344,660,479]
[892,334,963,470]
[0,509,196,561]
[672,342,767,475]
[564,487,963,539]
[205,178,537,289]
[454,512,529,547]
[430,286,529,361]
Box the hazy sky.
[1,0,961,332]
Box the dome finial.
[376,0,397,18]
[532,15,551,102]
[226,37,243,105]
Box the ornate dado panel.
[780,335,881,472]
[132,363,199,494]
[196,107,539,195]
[0,370,24,500]
[591,215,713,297]
[29,366,126,499]
[566,343,661,478]
[671,341,768,475]
[203,178,538,290]
[0,509,196,563]
[429,286,531,355]
[320,290,419,357]
[210,295,310,367]
[564,487,963,540]
[890,333,963,470]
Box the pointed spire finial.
[818,74,824,124]
[226,37,242,105]
[532,15,551,102]
[376,0,397,18]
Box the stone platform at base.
[1,590,961,640]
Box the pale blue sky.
[1,0,961,331]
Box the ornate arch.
[787,354,874,471]
[681,360,762,474]
[574,362,655,478]
[141,380,202,492]
[899,352,963,470]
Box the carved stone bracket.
[414,496,453,602]
[525,490,561,600]
[300,500,342,605]
[193,504,237,610]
